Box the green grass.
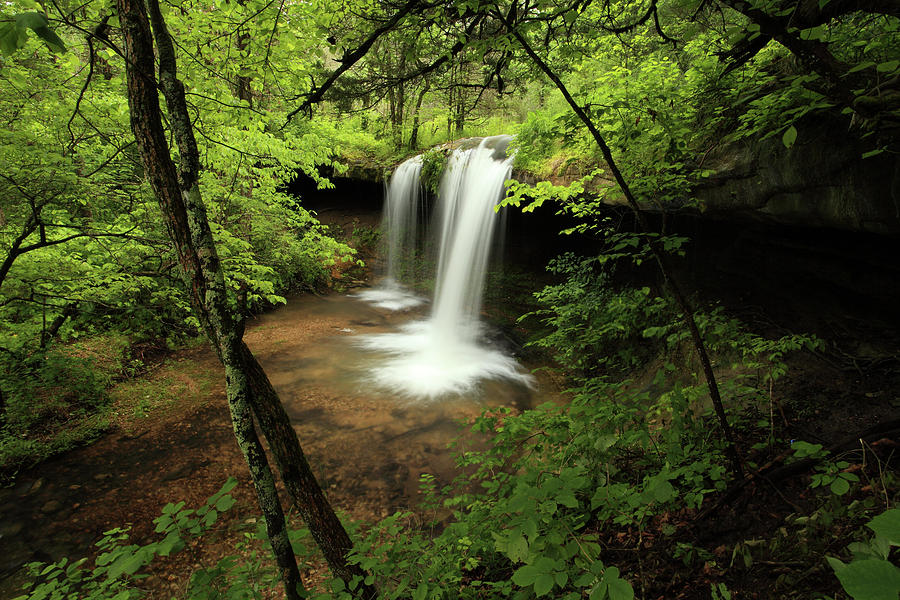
[108,354,220,433]
[0,333,216,483]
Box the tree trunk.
[235,0,253,107]
[0,210,38,292]
[388,85,398,142]
[115,0,372,596]
[239,342,369,585]
[40,303,77,349]
[408,81,429,150]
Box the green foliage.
[2,1,896,598]
[503,27,725,212]
[0,11,66,56]
[14,478,240,600]
[710,582,732,600]
[788,441,861,496]
[290,346,748,598]
[520,253,670,376]
[350,224,381,252]
[276,263,817,598]
[419,148,448,195]
[502,171,600,216]
[6,249,855,600]
[0,336,134,478]
[0,415,109,482]
[184,519,298,600]
[0,0,361,346]
[0,0,368,477]
[827,509,900,600]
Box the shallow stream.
[0,289,544,596]
[245,291,538,512]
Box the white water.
[355,156,426,311]
[431,138,512,339]
[354,283,424,311]
[358,136,533,398]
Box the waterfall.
[431,137,513,342]
[384,156,423,284]
[357,136,532,398]
[355,156,426,311]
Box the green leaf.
[0,21,25,55]
[157,532,185,557]
[861,149,885,159]
[799,25,825,41]
[791,441,824,458]
[412,583,428,600]
[31,25,65,53]
[559,490,579,508]
[590,581,608,600]
[107,550,147,580]
[14,12,49,30]
[202,508,218,527]
[867,509,900,545]
[782,126,798,148]
[593,434,617,451]
[650,479,675,503]
[833,559,900,600]
[847,61,876,73]
[523,517,539,541]
[215,495,236,512]
[507,533,529,563]
[827,555,847,573]
[876,60,899,73]
[220,477,239,495]
[534,573,555,596]
[602,568,634,600]
[830,477,850,495]
[512,565,540,587]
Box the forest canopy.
[1,0,896,354]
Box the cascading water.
[431,138,512,342]
[357,136,533,398]
[355,156,427,311]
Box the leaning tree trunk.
[40,303,77,348]
[116,0,373,596]
[501,5,744,480]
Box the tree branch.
[284,0,426,124]
[498,1,745,479]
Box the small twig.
[757,473,803,512]
[755,560,808,567]
[67,36,94,152]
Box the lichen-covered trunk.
[116,1,305,597]
[115,0,371,596]
[239,342,370,588]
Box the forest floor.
[2,285,898,599]
[0,208,554,599]
[1,208,898,599]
